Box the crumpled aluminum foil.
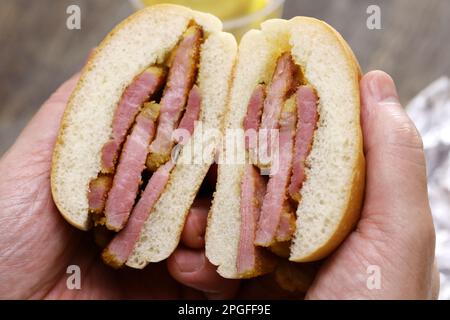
[407,77,450,300]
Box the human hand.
[302,70,439,299]
[168,71,440,299]
[0,73,237,299]
[0,70,439,300]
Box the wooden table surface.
[1,0,449,155]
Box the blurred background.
[1,0,450,299]
[1,0,450,154]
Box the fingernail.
[174,250,205,273]
[368,71,400,104]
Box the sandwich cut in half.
[51,4,237,269]
[206,17,365,279]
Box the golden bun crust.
[287,17,364,262]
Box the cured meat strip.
[147,25,203,171]
[255,97,296,247]
[243,84,265,163]
[258,53,298,167]
[243,84,265,133]
[175,85,202,143]
[102,161,174,268]
[288,86,319,201]
[101,66,165,173]
[104,103,160,231]
[236,165,267,276]
[88,174,113,214]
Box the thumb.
[2,73,80,162]
[359,70,434,243]
[19,73,80,148]
[304,71,436,300]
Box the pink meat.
[243,84,265,132]
[88,175,113,214]
[104,105,159,231]
[258,53,298,165]
[288,86,319,201]
[254,105,296,247]
[237,165,267,276]
[103,161,174,267]
[175,85,202,143]
[101,67,165,173]
[243,85,265,157]
[148,26,203,167]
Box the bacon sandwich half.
[206,17,365,279]
[51,4,237,269]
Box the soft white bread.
[206,17,365,278]
[51,5,235,231]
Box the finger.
[181,286,205,300]
[180,199,209,249]
[237,274,305,300]
[10,46,96,155]
[431,258,440,299]
[10,73,80,156]
[38,72,81,124]
[167,248,239,299]
[0,72,81,168]
[359,70,433,236]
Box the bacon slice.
[175,85,202,143]
[244,84,265,133]
[255,97,297,247]
[288,86,319,201]
[243,84,265,163]
[258,53,298,167]
[104,103,160,231]
[102,161,174,268]
[101,66,166,173]
[236,165,267,276]
[88,174,113,214]
[147,25,203,171]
